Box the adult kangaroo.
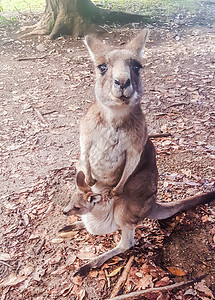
[60,30,215,276]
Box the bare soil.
[0,3,215,299]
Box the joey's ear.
[84,35,109,63]
[126,29,149,59]
[76,171,91,193]
[88,194,102,203]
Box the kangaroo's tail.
[148,191,215,220]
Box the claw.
[74,263,91,277]
[59,225,76,233]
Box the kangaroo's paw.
[74,263,92,277]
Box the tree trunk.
[21,0,150,39]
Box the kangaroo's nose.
[114,78,130,89]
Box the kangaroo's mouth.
[120,95,130,104]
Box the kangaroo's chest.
[89,126,128,184]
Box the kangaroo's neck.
[95,99,145,127]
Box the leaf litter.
[0,1,215,299]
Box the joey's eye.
[88,195,94,203]
[98,63,107,75]
[132,61,142,75]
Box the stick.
[0,261,13,268]
[149,133,172,139]
[110,256,134,298]
[17,55,47,61]
[166,102,188,109]
[105,269,111,288]
[106,276,205,300]
[32,107,49,124]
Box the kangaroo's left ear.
[87,194,102,203]
[126,29,149,59]
[76,171,91,193]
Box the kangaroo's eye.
[133,61,142,75]
[98,63,107,75]
[74,206,80,211]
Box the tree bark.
[21,0,150,39]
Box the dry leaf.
[137,274,153,289]
[195,281,214,298]
[108,266,123,277]
[78,289,86,300]
[89,270,98,278]
[0,252,11,261]
[59,231,78,238]
[0,273,26,288]
[167,266,187,276]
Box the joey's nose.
[114,78,131,89]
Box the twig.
[32,107,49,124]
[17,55,47,61]
[106,276,206,300]
[105,269,111,288]
[110,256,134,298]
[0,260,13,269]
[149,133,172,139]
[165,102,188,109]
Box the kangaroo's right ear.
[84,36,109,63]
[76,171,91,193]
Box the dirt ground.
[0,2,215,299]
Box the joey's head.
[63,171,102,216]
[84,29,149,109]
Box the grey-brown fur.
[60,31,215,276]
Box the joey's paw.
[59,225,76,233]
[58,225,79,238]
[74,263,91,277]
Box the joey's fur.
[60,31,215,276]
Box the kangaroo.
[60,31,215,276]
[60,139,215,276]
[77,29,149,195]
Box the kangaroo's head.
[85,29,149,109]
[63,171,102,216]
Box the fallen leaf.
[59,231,78,238]
[137,274,153,289]
[195,281,214,298]
[0,252,11,261]
[0,273,26,287]
[155,276,171,287]
[108,266,123,277]
[89,270,98,278]
[167,266,187,276]
[78,289,86,300]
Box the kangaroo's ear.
[76,171,91,193]
[87,194,102,203]
[126,29,149,59]
[84,35,110,63]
